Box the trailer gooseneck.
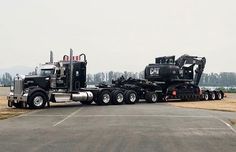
[7,49,224,109]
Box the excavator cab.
[155,56,175,65]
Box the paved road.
[0,103,236,152]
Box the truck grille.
[14,77,24,95]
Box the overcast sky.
[0,0,235,74]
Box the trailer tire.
[203,92,209,101]
[124,90,138,104]
[145,92,158,103]
[209,92,216,100]
[215,91,222,100]
[97,91,111,105]
[220,91,224,100]
[111,90,124,105]
[28,92,47,109]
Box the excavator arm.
[175,55,206,85]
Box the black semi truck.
[7,49,224,109]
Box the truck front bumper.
[7,93,28,107]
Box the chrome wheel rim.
[102,94,110,104]
[151,94,157,102]
[129,93,136,102]
[116,93,124,103]
[33,96,44,107]
[205,94,209,100]
[218,93,222,99]
[212,93,215,100]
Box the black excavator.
[113,54,223,101]
[144,54,223,101]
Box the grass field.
[0,96,29,120]
[168,93,236,112]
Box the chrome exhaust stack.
[50,50,54,63]
[69,48,73,92]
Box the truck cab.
[7,51,91,109]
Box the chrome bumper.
[7,93,28,105]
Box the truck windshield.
[40,69,55,76]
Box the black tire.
[111,90,124,105]
[220,91,224,100]
[145,92,158,103]
[203,92,209,101]
[209,92,216,100]
[215,91,222,100]
[96,91,111,105]
[28,92,47,109]
[80,100,93,105]
[124,90,139,104]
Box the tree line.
[0,72,12,86]
[199,72,236,87]
[1,72,236,87]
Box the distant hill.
[0,66,34,77]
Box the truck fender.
[27,87,49,102]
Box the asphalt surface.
[0,102,236,152]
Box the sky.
[0,0,235,74]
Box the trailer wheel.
[28,92,47,109]
[220,91,224,99]
[215,92,222,100]
[203,92,209,101]
[97,91,111,105]
[124,90,138,104]
[209,92,216,100]
[80,100,93,105]
[111,90,124,105]
[145,92,158,103]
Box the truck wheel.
[220,91,224,100]
[209,92,216,100]
[215,92,222,100]
[97,91,111,105]
[203,92,209,101]
[80,100,93,105]
[28,92,47,109]
[124,90,138,104]
[111,90,124,105]
[145,92,158,103]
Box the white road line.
[53,108,83,127]
[214,117,236,134]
